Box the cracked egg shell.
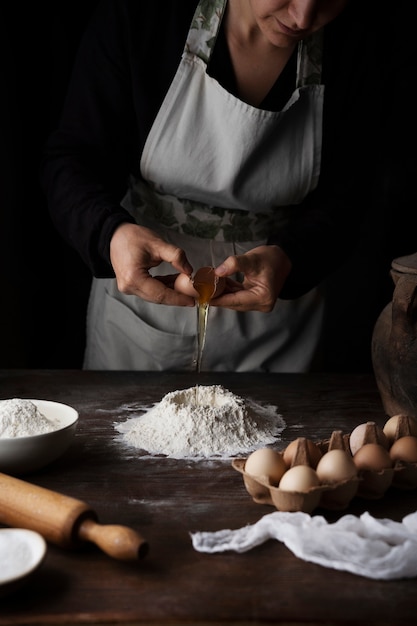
[174,267,225,302]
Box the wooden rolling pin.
[0,473,148,561]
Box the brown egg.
[383,414,417,445]
[244,448,287,485]
[283,437,322,469]
[278,465,320,493]
[389,436,417,463]
[353,443,393,471]
[316,449,357,484]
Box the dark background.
[0,3,415,372]
[1,2,97,369]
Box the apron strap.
[297,29,324,88]
[184,0,228,64]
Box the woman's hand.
[211,245,292,312]
[109,223,195,306]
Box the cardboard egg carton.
[343,416,417,496]
[343,420,393,499]
[233,432,360,515]
[233,415,417,514]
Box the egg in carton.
[384,414,417,490]
[232,437,352,515]
[348,421,394,499]
[314,430,360,510]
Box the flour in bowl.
[0,532,33,582]
[0,399,58,437]
[115,385,285,459]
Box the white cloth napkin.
[191,510,417,580]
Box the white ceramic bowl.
[0,528,47,596]
[0,399,79,475]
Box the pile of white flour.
[0,398,58,438]
[115,385,285,460]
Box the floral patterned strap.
[297,29,323,87]
[185,0,228,64]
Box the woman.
[40,0,383,371]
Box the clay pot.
[372,253,417,418]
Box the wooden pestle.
[0,472,148,561]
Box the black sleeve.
[40,0,193,277]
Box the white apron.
[84,0,326,372]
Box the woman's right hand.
[109,223,196,306]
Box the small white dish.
[0,528,47,594]
[0,399,79,475]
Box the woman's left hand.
[211,245,292,312]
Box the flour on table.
[0,399,58,438]
[115,385,285,460]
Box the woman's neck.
[224,0,296,106]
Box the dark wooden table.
[0,369,416,626]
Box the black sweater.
[40,0,410,299]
